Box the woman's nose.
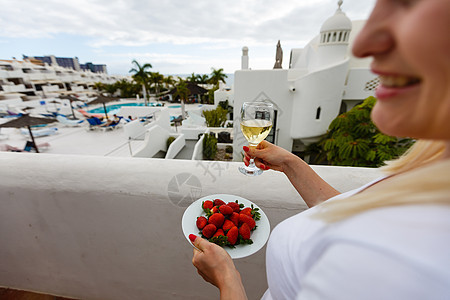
[352,2,395,58]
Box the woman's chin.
[371,107,404,137]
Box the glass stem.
[248,158,257,168]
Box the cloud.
[0,0,375,74]
[0,0,374,45]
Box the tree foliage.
[202,107,228,127]
[208,68,228,85]
[203,132,218,160]
[173,80,190,102]
[310,96,415,167]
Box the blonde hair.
[316,140,450,222]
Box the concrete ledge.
[0,152,382,299]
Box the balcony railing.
[0,152,381,299]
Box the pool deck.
[0,102,210,157]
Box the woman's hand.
[243,140,297,172]
[190,235,247,300]
[244,141,340,207]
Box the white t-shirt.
[262,178,450,300]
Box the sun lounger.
[87,117,104,129]
[23,141,50,152]
[20,127,58,137]
[0,142,50,152]
[100,117,123,131]
[57,115,84,126]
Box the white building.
[0,58,127,103]
[232,2,378,160]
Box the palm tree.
[186,73,199,83]
[208,68,228,85]
[93,82,105,92]
[163,75,176,90]
[129,59,152,105]
[173,80,190,120]
[150,72,164,95]
[198,74,210,84]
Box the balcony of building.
[0,152,381,299]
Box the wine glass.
[239,102,274,176]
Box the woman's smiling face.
[352,0,450,140]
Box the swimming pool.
[87,102,162,115]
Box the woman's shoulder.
[294,205,450,299]
[309,205,450,270]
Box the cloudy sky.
[0,0,375,76]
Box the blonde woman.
[190,0,450,299]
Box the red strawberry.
[227,202,240,213]
[213,229,225,238]
[211,206,219,214]
[214,199,226,206]
[226,226,238,245]
[239,214,256,230]
[202,224,217,239]
[202,200,214,210]
[196,216,207,229]
[208,213,225,228]
[219,205,233,215]
[222,219,235,232]
[239,223,251,240]
[240,207,252,217]
[229,212,240,226]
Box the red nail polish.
[265,165,270,170]
[189,234,197,243]
[243,146,249,152]
[260,164,266,170]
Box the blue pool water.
[88,102,162,115]
[88,102,203,116]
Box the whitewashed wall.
[0,153,381,299]
[165,134,185,159]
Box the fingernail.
[189,234,197,243]
[265,165,270,170]
[260,164,266,170]
[243,146,249,152]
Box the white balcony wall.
[133,125,170,158]
[2,84,26,93]
[42,85,61,93]
[0,153,382,299]
[191,134,205,160]
[165,133,185,159]
[343,68,378,100]
[25,73,46,81]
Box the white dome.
[320,10,352,32]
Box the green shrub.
[309,96,414,167]
[203,133,218,160]
[202,107,228,127]
[225,145,233,153]
[166,136,176,149]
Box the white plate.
[182,194,270,259]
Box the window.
[316,107,321,120]
[266,110,278,144]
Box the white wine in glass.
[239,102,274,176]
